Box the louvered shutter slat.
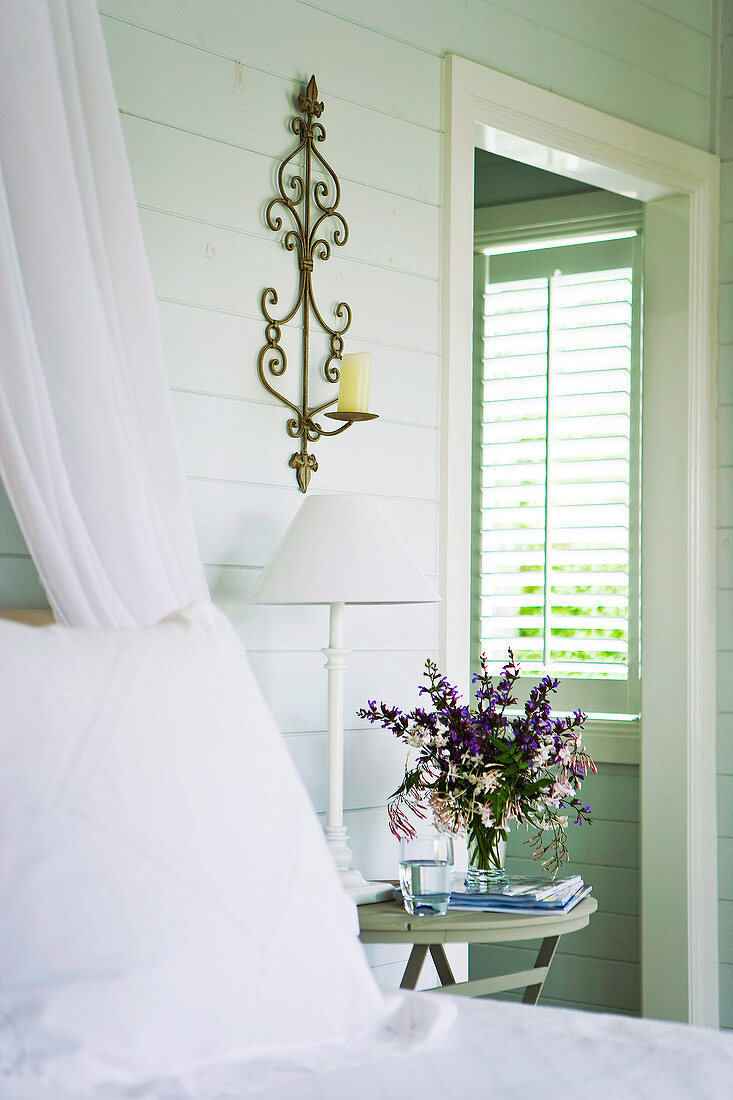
[479,258,634,681]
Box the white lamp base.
[347,879,395,905]
[336,862,394,904]
[325,823,394,904]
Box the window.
[472,226,641,717]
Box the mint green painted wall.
[718,0,733,1035]
[0,484,46,608]
[471,765,640,1014]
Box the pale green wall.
[0,0,726,1016]
[717,0,733,1034]
[0,487,46,607]
[472,766,640,1014]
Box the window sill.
[582,717,639,765]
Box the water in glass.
[399,834,454,916]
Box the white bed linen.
[0,603,384,1089]
[5,992,733,1100]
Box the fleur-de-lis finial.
[298,74,324,119]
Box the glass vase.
[465,820,508,889]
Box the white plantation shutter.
[473,233,641,716]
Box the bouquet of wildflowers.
[358,650,595,876]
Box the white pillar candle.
[337,352,371,413]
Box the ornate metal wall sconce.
[257,75,377,492]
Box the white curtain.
[0,0,208,627]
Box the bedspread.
[6,991,733,1099]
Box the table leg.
[400,944,429,989]
[522,935,560,1004]
[429,944,457,987]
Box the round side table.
[358,895,597,1002]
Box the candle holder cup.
[324,411,379,423]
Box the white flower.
[535,744,553,766]
[479,804,495,827]
[477,768,501,794]
[429,793,456,831]
[551,780,574,802]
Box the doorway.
[440,54,719,1026]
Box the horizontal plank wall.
[718,0,733,1033]
[0,486,47,608]
[471,765,641,1015]
[0,0,719,999]
[97,0,445,991]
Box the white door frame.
[440,54,719,1026]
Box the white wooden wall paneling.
[120,117,441,278]
[284,728,411,816]
[101,19,441,204]
[189,482,439,571]
[99,0,442,130]
[296,0,710,146]
[223,599,438,653]
[98,0,713,134]
[642,0,711,33]
[482,0,710,90]
[172,393,438,498]
[105,0,711,46]
[160,302,440,428]
[334,805,399,881]
[370,959,445,993]
[140,217,440,358]
[360,942,418,971]
[247,650,436,735]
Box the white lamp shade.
[250,494,439,605]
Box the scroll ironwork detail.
[257,74,356,493]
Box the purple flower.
[359,650,593,873]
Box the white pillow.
[0,601,385,1090]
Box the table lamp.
[250,494,440,903]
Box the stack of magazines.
[448,872,591,914]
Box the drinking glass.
[399,834,454,916]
